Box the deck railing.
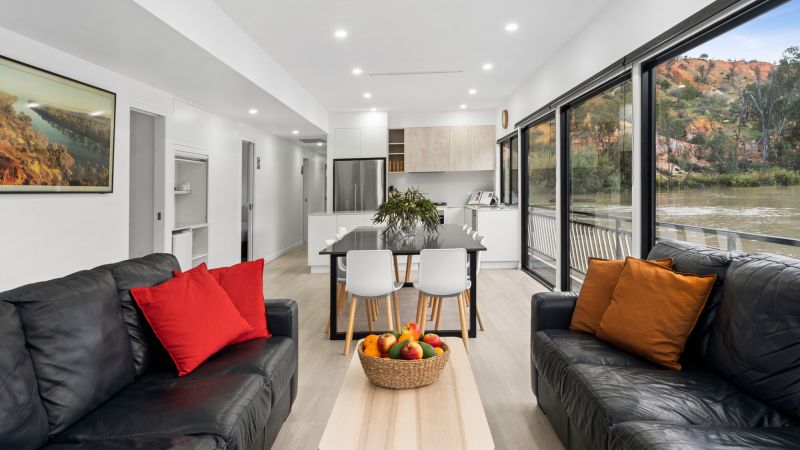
[527,206,800,276]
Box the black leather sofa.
[0,253,298,450]
[530,241,800,449]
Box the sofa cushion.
[647,241,736,365]
[96,254,179,376]
[0,301,49,450]
[706,253,800,419]
[0,270,136,434]
[208,259,270,343]
[532,330,654,395]
[43,435,225,450]
[139,336,296,407]
[57,374,270,450]
[561,364,794,450]
[609,422,800,450]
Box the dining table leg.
[468,250,477,338]
[329,255,338,340]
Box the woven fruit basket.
[358,340,450,389]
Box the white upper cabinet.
[334,128,361,159]
[360,127,388,158]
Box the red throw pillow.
[209,259,270,342]
[131,264,253,375]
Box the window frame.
[498,132,518,205]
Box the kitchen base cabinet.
[470,207,519,269]
[307,212,375,272]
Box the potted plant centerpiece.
[373,187,439,237]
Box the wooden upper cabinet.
[427,127,450,172]
[405,125,495,172]
[404,127,428,172]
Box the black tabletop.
[319,224,487,255]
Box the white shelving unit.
[172,151,209,269]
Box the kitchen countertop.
[307,210,375,216]
[465,205,519,211]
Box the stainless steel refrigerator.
[333,158,386,212]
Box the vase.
[399,220,418,237]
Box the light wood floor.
[267,246,563,450]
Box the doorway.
[302,157,310,242]
[241,141,255,262]
[129,109,166,258]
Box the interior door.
[241,141,255,262]
[303,157,310,241]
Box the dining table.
[319,224,487,341]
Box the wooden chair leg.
[393,255,400,282]
[384,295,393,330]
[476,305,485,331]
[365,299,374,332]
[434,297,443,331]
[404,255,413,283]
[392,291,401,329]
[457,293,469,353]
[419,294,428,335]
[465,289,484,331]
[344,295,357,356]
[415,291,424,325]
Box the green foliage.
[372,187,439,235]
[657,167,800,189]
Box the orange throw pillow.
[570,257,672,335]
[596,258,716,370]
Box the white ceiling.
[0,0,326,139]
[215,0,615,113]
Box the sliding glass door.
[565,78,633,289]
[522,115,557,286]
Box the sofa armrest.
[265,299,298,342]
[531,291,578,333]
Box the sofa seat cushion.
[0,270,136,434]
[562,364,794,450]
[533,330,655,394]
[57,374,270,450]
[139,337,296,406]
[609,422,800,450]
[43,435,225,450]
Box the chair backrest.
[325,239,335,247]
[345,250,394,297]
[471,230,479,240]
[336,227,347,240]
[461,224,469,231]
[418,248,468,296]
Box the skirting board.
[266,241,304,263]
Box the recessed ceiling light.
[482,63,493,71]
[363,92,372,99]
[352,67,363,75]
[334,29,348,39]
[89,111,104,116]
[460,104,467,109]
[505,23,519,32]
[468,89,477,95]
[248,108,258,114]
[370,107,377,112]
[292,130,299,135]
[317,142,323,146]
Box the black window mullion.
[558,107,571,291]
[640,68,656,257]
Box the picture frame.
[0,54,116,193]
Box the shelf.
[175,157,206,165]
[388,152,404,156]
[192,253,209,260]
[388,142,405,145]
[174,190,191,195]
[173,222,209,232]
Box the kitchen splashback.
[388,171,494,205]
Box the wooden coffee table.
[319,337,494,450]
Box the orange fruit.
[398,333,416,343]
[434,347,444,356]
[363,344,381,358]
[363,334,379,348]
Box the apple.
[401,322,421,340]
[376,333,397,354]
[422,333,442,348]
[400,341,424,360]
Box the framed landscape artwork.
[0,55,115,193]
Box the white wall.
[388,171,494,206]
[499,0,715,134]
[0,26,174,292]
[0,25,327,291]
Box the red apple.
[400,341,424,360]
[376,333,397,354]
[422,333,442,348]
[401,322,421,340]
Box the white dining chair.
[461,224,470,231]
[414,248,471,352]
[336,227,347,241]
[343,250,403,355]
